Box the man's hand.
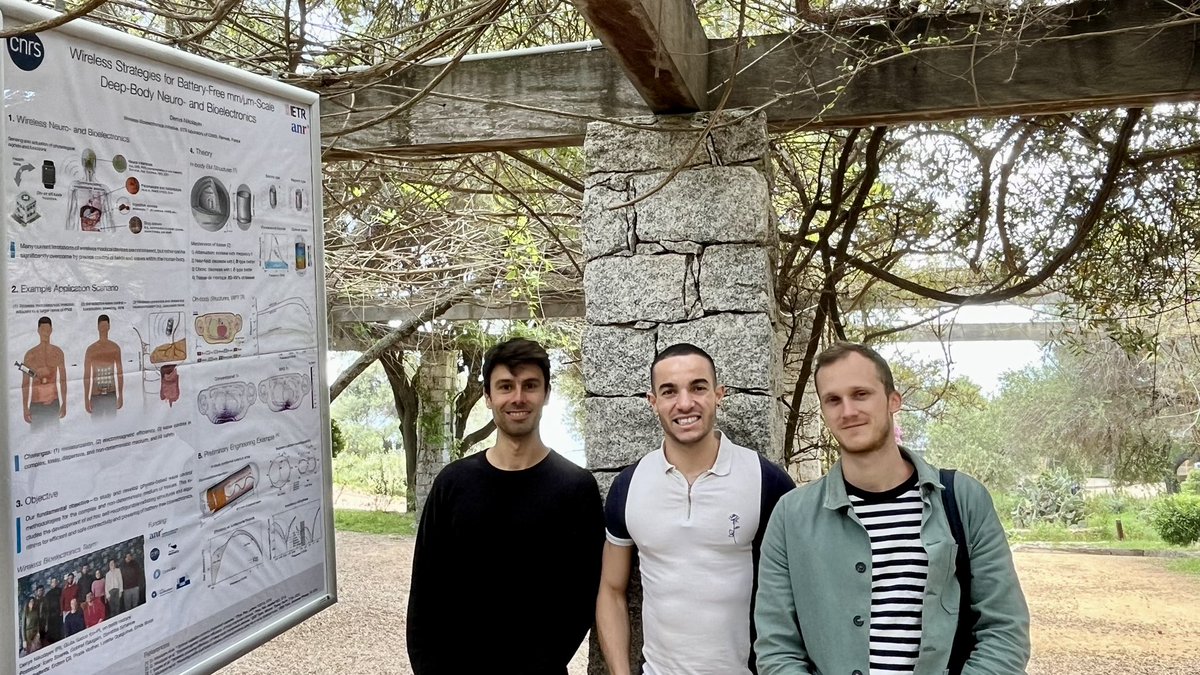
[596,542,635,675]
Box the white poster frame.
[0,1,336,673]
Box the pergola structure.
[320,0,1199,158]
[319,2,1198,671]
[321,0,1200,330]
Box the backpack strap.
[940,468,976,675]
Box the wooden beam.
[321,43,646,158]
[720,0,1200,129]
[321,0,1200,158]
[329,295,1069,345]
[898,322,1069,343]
[570,0,709,112]
[328,294,586,324]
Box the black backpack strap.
[941,468,976,675]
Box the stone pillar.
[580,110,785,673]
[413,350,457,515]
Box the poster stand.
[0,2,336,673]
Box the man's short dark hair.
[813,342,896,395]
[38,316,51,327]
[482,338,551,395]
[650,342,717,388]
[98,314,110,324]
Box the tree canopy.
[25,0,1200,465]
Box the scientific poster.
[0,2,334,673]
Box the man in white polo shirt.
[596,343,794,675]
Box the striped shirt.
[846,470,927,674]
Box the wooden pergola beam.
[328,297,1070,343]
[328,294,586,324]
[321,0,1199,158]
[570,0,709,112]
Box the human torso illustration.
[20,320,67,428]
[83,316,124,414]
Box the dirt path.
[220,537,1200,674]
[1021,551,1200,675]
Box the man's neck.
[664,431,721,484]
[840,442,911,492]
[486,433,550,471]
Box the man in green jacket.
[755,342,1030,675]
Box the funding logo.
[7,34,44,71]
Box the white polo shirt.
[604,432,794,675]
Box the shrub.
[331,418,345,459]
[1149,494,1200,546]
[1181,469,1200,496]
[1012,468,1086,528]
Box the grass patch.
[334,509,417,536]
[1166,558,1200,577]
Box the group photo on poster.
[16,536,146,656]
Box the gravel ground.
[220,533,1199,675]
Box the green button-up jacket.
[754,450,1030,675]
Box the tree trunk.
[379,349,421,507]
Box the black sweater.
[406,450,604,675]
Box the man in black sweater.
[407,338,604,675]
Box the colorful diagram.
[195,312,244,345]
[258,373,311,412]
[197,381,256,424]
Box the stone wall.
[580,110,784,673]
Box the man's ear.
[646,391,656,408]
[888,390,902,415]
[484,392,493,410]
[714,384,726,404]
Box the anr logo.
[7,33,44,71]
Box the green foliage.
[923,339,1200,492]
[330,418,346,459]
[1149,495,1200,546]
[1181,469,1200,496]
[331,359,398,457]
[1012,469,1086,528]
[334,509,417,536]
[333,452,407,498]
[997,491,1164,545]
[925,406,1026,491]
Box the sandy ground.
[1021,551,1200,675]
[219,534,1200,675]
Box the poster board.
[0,2,336,673]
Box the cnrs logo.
[7,33,44,71]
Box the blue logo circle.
[7,34,44,72]
[150,548,160,561]
[153,569,161,579]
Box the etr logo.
[7,33,44,71]
[289,104,308,135]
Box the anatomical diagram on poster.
[2,13,328,675]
